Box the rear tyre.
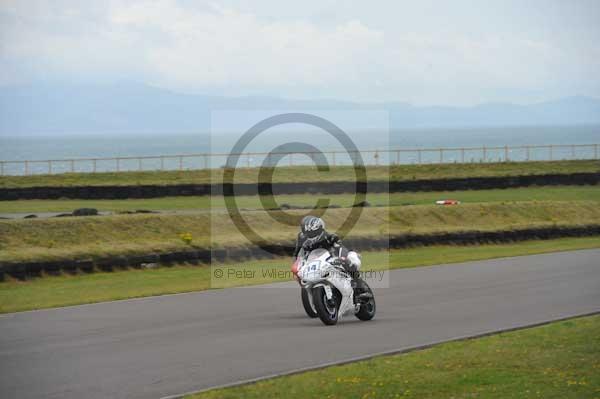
[312,285,340,326]
[301,288,318,318]
[355,279,376,321]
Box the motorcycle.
[292,248,376,325]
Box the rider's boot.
[351,272,373,304]
[350,270,364,303]
[343,262,370,304]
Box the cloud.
[0,0,387,92]
[1,0,599,104]
[106,0,384,89]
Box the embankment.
[2,224,599,280]
[1,172,598,200]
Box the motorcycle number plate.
[324,284,333,299]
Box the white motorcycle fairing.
[297,248,356,318]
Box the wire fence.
[1,143,599,176]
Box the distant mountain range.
[1,83,599,135]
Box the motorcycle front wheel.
[312,285,341,326]
[301,287,318,318]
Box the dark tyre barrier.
[3,263,27,280]
[227,247,252,261]
[72,208,98,216]
[128,254,160,269]
[159,250,199,265]
[212,249,227,263]
[1,224,599,280]
[1,172,598,200]
[25,262,44,277]
[197,250,211,264]
[97,256,127,272]
[42,261,62,275]
[76,260,94,273]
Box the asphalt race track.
[1,249,599,399]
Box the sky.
[1,0,599,106]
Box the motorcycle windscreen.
[306,248,330,262]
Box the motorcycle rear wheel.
[355,279,376,321]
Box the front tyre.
[301,288,318,318]
[312,285,340,326]
[355,279,376,321]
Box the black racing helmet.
[301,216,326,245]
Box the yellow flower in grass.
[179,232,193,245]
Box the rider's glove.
[330,258,343,266]
[328,233,340,245]
[331,257,350,267]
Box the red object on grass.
[436,199,460,205]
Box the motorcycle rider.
[293,215,362,281]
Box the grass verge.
[0,160,597,188]
[1,186,599,214]
[187,314,600,399]
[0,236,599,313]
